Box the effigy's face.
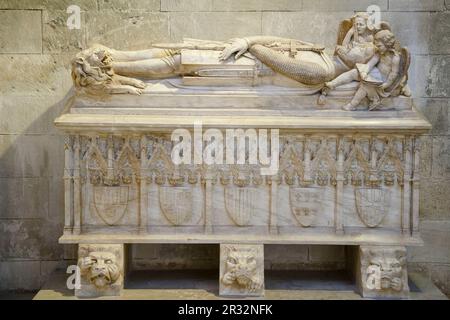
[355,18,367,35]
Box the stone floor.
[0,291,37,300]
[30,270,448,300]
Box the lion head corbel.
[78,248,121,290]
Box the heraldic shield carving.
[289,187,321,227]
[93,186,129,226]
[224,187,257,227]
[355,188,391,228]
[159,186,193,226]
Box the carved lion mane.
[71,45,115,92]
[368,249,405,291]
[78,249,121,290]
[222,246,262,292]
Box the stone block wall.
[0,0,448,295]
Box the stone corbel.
[355,245,409,299]
[76,244,125,297]
[219,244,264,297]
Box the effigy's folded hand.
[219,38,249,61]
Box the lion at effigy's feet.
[78,251,121,289]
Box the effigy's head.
[352,12,374,34]
[374,30,396,53]
[71,45,114,90]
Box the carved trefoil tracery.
[61,133,419,234]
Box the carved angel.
[334,12,391,69]
[324,30,411,111]
[318,13,393,105]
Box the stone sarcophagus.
[55,13,431,298]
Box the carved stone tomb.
[55,14,431,298]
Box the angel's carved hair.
[374,30,397,49]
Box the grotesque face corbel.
[79,251,121,289]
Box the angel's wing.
[400,47,411,82]
[336,19,353,46]
[387,47,411,93]
[378,21,392,31]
